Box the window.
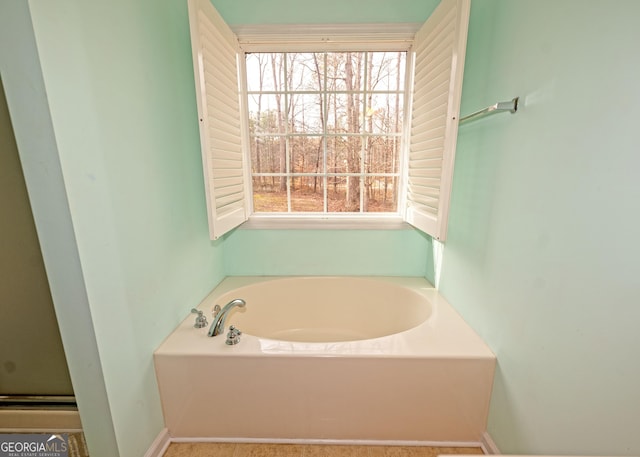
[187,0,470,241]
[246,52,405,215]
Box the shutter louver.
[188,0,247,240]
[404,0,470,241]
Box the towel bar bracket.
[459,97,519,124]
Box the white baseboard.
[481,432,500,455]
[144,428,171,457]
[151,432,492,455]
[170,437,483,447]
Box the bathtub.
[154,276,495,444]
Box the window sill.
[240,214,412,230]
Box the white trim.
[188,0,248,240]
[241,214,412,230]
[403,0,470,241]
[233,23,421,52]
[435,0,470,242]
[170,437,483,448]
[143,428,171,457]
[481,431,501,455]
[238,49,254,216]
[397,35,415,223]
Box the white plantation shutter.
[404,0,470,241]
[188,0,247,240]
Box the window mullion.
[323,53,329,213]
[359,52,368,214]
[283,53,292,212]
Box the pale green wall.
[2,0,225,456]
[225,229,432,277]
[440,1,640,455]
[211,0,437,24]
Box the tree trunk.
[344,53,361,212]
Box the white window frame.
[239,42,414,230]
[188,0,470,240]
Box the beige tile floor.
[162,442,484,457]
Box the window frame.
[235,27,419,229]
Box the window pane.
[291,136,323,174]
[246,53,284,92]
[326,136,346,174]
[289,94,324,134]
[368,52,406,92]
[331,94,364,134]
[365,94,403,134]
[250,135,285,174]
[343,175,361,212]
[326,175,360,212]
[252,177,288,212]
[344,136,363,174]
[366,136,400,174]
[286,53,321,92]
[329,52,365,92]
[312,53,326,91]
[248,93,286,135]
[327,136,361,175]
[291,178,324,212]
[364,176,398,213]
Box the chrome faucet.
[208,298,246,337]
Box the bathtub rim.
[154,276,495,360]
[211,275,433,343]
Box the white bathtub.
[154,276,495,444]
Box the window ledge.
[240,215,412,230]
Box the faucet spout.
[208,298,246,337]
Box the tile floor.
[162,442,485,457]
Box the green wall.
[225,229,432,277]
[440,1,640,454]
[211,0,437,24]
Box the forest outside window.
[246,52,406,215]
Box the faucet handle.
[190,308,208,328]
[225,325,242,345]
[212,304,221,318]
